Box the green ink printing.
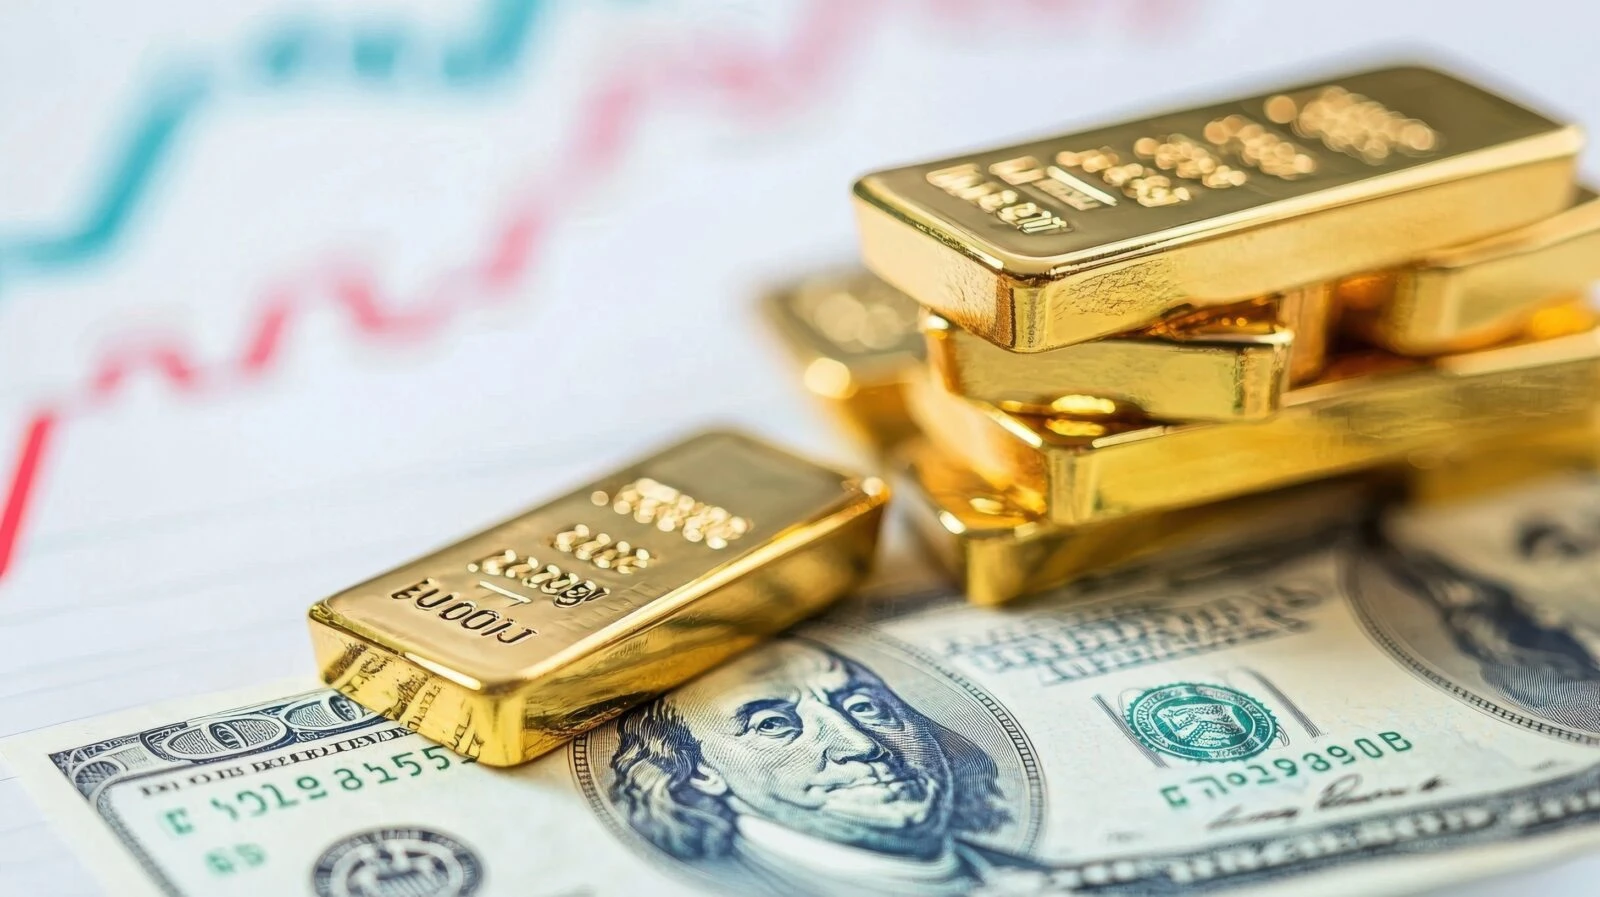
[1126,682,1279,763]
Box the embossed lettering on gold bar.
[925,162,1072,234]
[1202,115,1318,178]
[466,547,610,606]
[1265,85,1437,163]
[593,477,752,549]
[855,65,1579,350]
[308,430,888,766]
[390,578,538,644]
[551,525,653,573]
[1133,134,1252,187]
[1056,147,1195,208]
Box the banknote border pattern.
[1341,546,1600,747]
[42,690,397,897]
[1056,760,1600,894]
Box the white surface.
[1,1,1598,893]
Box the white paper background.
[0,1,1596,893]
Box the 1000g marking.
[391,579,537,644]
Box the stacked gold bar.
[767,64,1600,604]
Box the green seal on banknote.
[1126,682,1278,762]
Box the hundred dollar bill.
[9,473,1600,897]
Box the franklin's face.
[666,641,952,856]
[1388,474,1600,620]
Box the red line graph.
[0,0,1169,584]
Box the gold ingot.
[763,269,924,450]
[1146,286,1337,385]
[855,65,1579,351]
[307,430,888,766]
[907,327,1600,526]
[897,440,1383,605]
[923,300,1292,422]
[1404,417,1600,506]
[1276,284,1339,384]
[1340,188,1600,354]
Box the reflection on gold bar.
[308,430,888,766]
[1524,299,1600,341]
[1276,284,1338,384]
[763,269,924,451]
[1405,417,1600,506]
[856,65,1578,351]
[1341,188,1600,354]
[907,329,1600,526]
[923,303,1292,422]
[897,440,1380,605]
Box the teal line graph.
[0,0,552,292]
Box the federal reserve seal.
[1126,682,1277,762]
[312,827,483,897]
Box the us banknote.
[8,472,1600,897]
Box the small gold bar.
[907,329,1600,526]
[923,301,1292,421]
[1145,287,1336,385]
[763,269,924,450]
[1404,417,1600,506]
[897,440,1381,605]
[1276,284,1338,384]
[855,65,1579,351]
[308,430,888,766]
[1340,188,1600,354]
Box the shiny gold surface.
[923,303,1292,422]
[763,269,924,450]
[1341,188,1600,354]
[1404,417,1600,505]
[907,328,1600,525]
[897,440,1381,605]
[308,430,888,766]
[1522,299,1600,341]
[855,65,1579,351]
[1147,289,1336,385]
[1276,284,1338,384]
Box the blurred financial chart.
[1,1,1597,893]
[0,0,1180,586]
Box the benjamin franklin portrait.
[579,635,1040,897]
[1353,473,1600,735]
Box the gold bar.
[907,328,1600,526]
[897,440,1382,605]
[763,269,924,450]
[1404,417,1600,506]
[308,430,888,766]
[1277,284,1338,384]
[855,65,1579,351]
[923,300,1292,421]
[1145,287,1336,385]
[1340,188,1600,354]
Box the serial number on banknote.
[157,744,474,836]
[1159,731,1414,810]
